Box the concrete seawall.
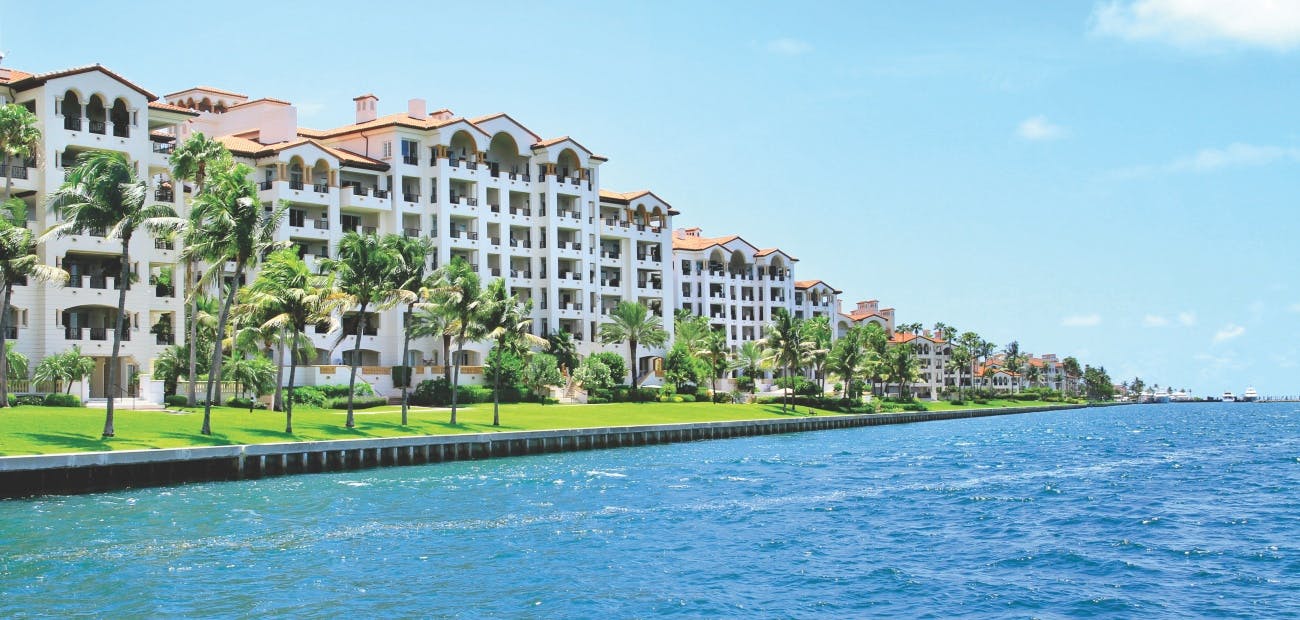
[0,404,1092,499]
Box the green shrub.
[973,398,990,405]
[165,394,190,407]
[226,397,268,410]
[713,391,734,404]
[9,394,44,406]
[326,396,388,410]
[290,382,373,408]
[679,394,696,403]
[43,393,82,407]
[586,396,610,404]
[410,378,494,406]
[948,399,965,406]
[589,352,627,385]
[902,403,927,412]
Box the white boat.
[1222,391,1236,402]
[1242,387,1259,402]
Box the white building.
[2,63,676,399]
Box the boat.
[1222,391,1236,402]
[1241,387,1259,402]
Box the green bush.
[43,393,82,407]
[588,352,627,385]
[713,391,734,404]
[9,394,44,406]
[226,397,268,410]
[410,378,494,406]
[326,396,388,410]
[679,394,696,402]
[902,403,927,412]
[586,396,610,404]
[948,399,965,406]
[291,382,374,407]
[973,398,990,405]
[774,375,818,396]
[165,394,190,407]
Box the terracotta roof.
[598,189,679,215]
[531,135,595,156]
[468,112,542,141]
[0,68,34,84]
[296,128,327,138]
[794,279,842,294]
[890,332,946,345]
[755,248,797,261]
[216,135,389,171]
[672,234,741,252]
[847,311,888,322]
[164,85,247,99]
[308,112,486,140]
[352,93,377,100]
[147,101,199,116]
[7,64,157,100]
[228,97,292,109]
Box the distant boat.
[1241,387,1259,402]
[1222,391,1236,403]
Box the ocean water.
[1,402,1298,618]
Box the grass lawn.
[0,401,823,456]
[916,399,1077,411]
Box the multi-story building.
[2,63,676,399]
[888,331,952,400]
[836,299,896,337]
[672,227,806,348]
[793,280,841,322]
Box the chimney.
[407,98,427,120]
[354,94,378,124]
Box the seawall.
[0,404,1095,499]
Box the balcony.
[508,238,531,249]
[313,183,329,193]
[340,185,390,211]
[403,193,421,204]
[155,187,174,202]
[154,283,175,297]
[64,116,82,131]
[89,120,107,135]
[0,164,29,180]
[403,155,419,166]
[509,269,533,279]
[508,206,532,217]
[289,179,304,190]
[260,180,275,190]
[404,227,421,238]
[152,142,175,155]
[66,326,130,342]
[155,333,175,345]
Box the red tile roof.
[794,279,841,293]
[7,64,157,100]
[147,101,199,116]
[164,85,247,99]
[216,135,389,171]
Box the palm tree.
[44,151,182,436]
[802,316,832,395]
[885,342,920,399]
[694,329,731,403]
[1025,363,1043,389]
[545,328,579,376]
[479,278,544,425]
[169,132,229,196]
[240,248,339,433]
[1062,356,1082,397]
[431,257,485,424]
[324,231,403,428]
[189,161,287,434]
[32,346,95,394]
[382,234,437,425]
[861,322,889,397]
[599,300,668,390]
[760,308,804,412]
[734,340,767,397]
[0,202,68,407]
[1002,341,1023,393]
[0,103,41,205]
[948,344,973,401]
[827,326,865,399]
[410,306,455,383]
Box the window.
[401,139,418,157]
[289,209,305,227]
[382,141,393,158]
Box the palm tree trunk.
[449,331,464,424]
[186,260,198,406]
[492,339,501,426]
[202,259,242,435]
[346,302,368,429]
[400,304,412,426]
[628,337,638,391]
[285,335,298,434]
[442,333,452,384]
[105,239,132,437]
[0,284,11,408]
[272,328,285,412]
[3,154,13,205]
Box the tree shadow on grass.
[757,404,815,417]
[16,432,115,453]
[153,431,235,447]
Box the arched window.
[61,91,82,130]
[86,95,107,134]
[110,98,130,137]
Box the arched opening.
[635,204,648,227]
[728,250,747,276]
[61,91,82,130]
[288,157,305,190]
[768,255,787,280]
[486,132,525,178]
[185,97,196,109]
[86,95,107,134]
[214,101,227,113]
[197,97,213,113]
[448,130,477,164]
[707,248,726,275]
[340,348,381,366]
[311,159,330,192]
[556,148,580,179]
[452,349,480,366]
[651,206,665,230]
[110,98,130,137]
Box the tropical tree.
[324,231,403,428]
[431,257,485,425]
[0,103,41,205]
[168,132,230,196]
[761,308,805,412]
[802,315,832,394]
[522,353,563,404]
[32,346,95,394]
[1002,341,1024,393]
[479,278,543,425]
[599,300,668,389]
[1061,356,1082,397]
[828,326,866,399]
[694,329,731,403]
[1025,363,1043,389]
[240,248,339,432]
[545,329,579,376]
[734,340,767,396]
[150,344,187,397]
[948,343,973,401]
[885,342,920,399]
[410,306,455,383]
[0,201,68,406]
[382,234,437,425]
[223,354,276,411]
[188,161,287,434]
[4,342,27,384]
[44,151,182,436]
[859,322,889,396]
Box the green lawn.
[0,401,822,456]
[913,398,1077,411]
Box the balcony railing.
[154,238,174,250]
[155,188,174,202]
[313,183,329,193]
[373,188,389,199]
[289,179,305,190]
[362,225,377,235]
[89,120,107,134]
[156,333,175,345]
[2,326,16,339]
[260,180,274,190]
[113,124,130,138]
[0,164,29,180]
[404,227,420,238]
[489,237,500,246]
[152,142,175,154]
[404,193,420,203]
[64,116,82,131]
[403,155,419,165]
[155,283,175,297]
[509,206,531,216]
[509,269,532,279]
[314,219,330,230]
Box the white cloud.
[1062,314,1102,327]
[1177,311,1197,326]
[1092,0,1300,51]
[1142,314,1170,327]
[1017,115,1066,141]
[1289,303,1300,313]
[766,38,812,56]
[1115,143,1300,178]
[1213,323,1245,343]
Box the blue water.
[2,403,1299,618]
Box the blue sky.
[5,1,1298,395]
